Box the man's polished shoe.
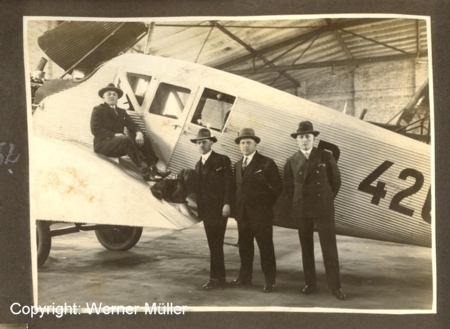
[263,284,275,293]
[229,278,252,287]
[202,280,226,290]
[142,167,162,182]
[302,284,317,295]
[151,166,171,179]
[331,288,347,301]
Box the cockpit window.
[191,88,236,132]
[149,83,191,119]
[117,73,152,111]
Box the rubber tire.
[36,220,51,268]
[95,226,143,251]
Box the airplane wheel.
[95,226,143,251]
[36,220,51,268]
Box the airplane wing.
[30,136,199,230]
[37,21,148,76]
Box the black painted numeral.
[358,161,394,205]
[359,161,430,223]
[389,169,424,217]
[421,187,432,224]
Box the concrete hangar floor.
[37,221,433,311]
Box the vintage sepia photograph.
[25,15,434,313]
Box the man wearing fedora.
[90,83,170,181]
[191,128,233,290]
[284,121,346,300]
[230,128,283,293]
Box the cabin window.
[149,83,191,119]
[117,73,152,111]
[191,88,236,132]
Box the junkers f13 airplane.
[30,21,432,268]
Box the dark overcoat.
[195,151,233,221]
[90,103,142,152]
[284,147,341,229]
[234,151,283,224]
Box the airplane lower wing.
[30,136,200,230]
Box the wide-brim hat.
[190,128,217,143]
[98,83,123,98]
[234,128,261,144]
[290,121,320,138]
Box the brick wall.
[353,60,415,122]
[301,60,428,123]
[304,70,355,116]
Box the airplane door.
[144,78,198,169]
[165,88,238,176]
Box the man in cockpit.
[90,83,170,181]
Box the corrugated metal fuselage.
[32,54,431,247]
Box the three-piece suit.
[284,147,342,289]
[195,151,233,283]
[234,151,283,285]
[90,103,158,167]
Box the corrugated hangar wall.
[26,20,428,124]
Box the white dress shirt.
[242,151,256,167]
[201,150,213,164]
[110,105,118,115]
[301,148,313,159]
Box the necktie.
[242,157,248,170]
[304,152,309,160]
[198,159,203,178]
[111,106,118,115]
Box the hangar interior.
[27,17,433,310]
[28,17,430,142]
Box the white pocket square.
[254,169,263,173]
[318,164,326,167]
[216,167,223,171]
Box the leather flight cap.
[290,121,320,138]
[98,83,124,98]
[190,128,218,143]
[235,128,261,144]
